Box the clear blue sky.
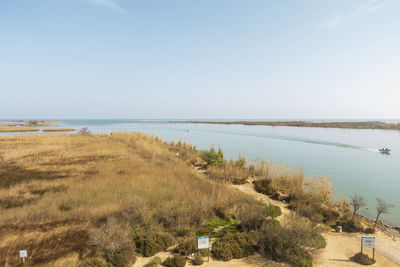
[1,0,399,119]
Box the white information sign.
[197,236,209,249]
[19,250,27,258]
[362,236,375,248]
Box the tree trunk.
[374,213,381,231]
[352,209,357,220]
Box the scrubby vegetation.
[351,252,376,265]
[163,255,186,267]
[0,133,258,266]
[256,215,324,267]
[212,232,254,261]
[174,239,197,256]
[0,133,335,266]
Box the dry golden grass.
[0,128,40,132]
[42,128,76,132]
[0,132,248,224]
[0,132,254,265]
[251,160,304,196]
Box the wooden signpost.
[361,236,375,260]
[197,236,210,262]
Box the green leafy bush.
[212,233,254,261]
[351,252,376,265]
[133,230,174,257]
[200,148,225,167]
[163,255,186,267]
[174,239,197,256]
[237,202,281,231]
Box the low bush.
[340,219,363,233]
[254,179,275,195]
[174,239,197,256]
[105,245,136,267]
[351,252,376,265]
[258,225,312,267]
[192,254,204,265]
[133,230,174,257]
[288,199,339,224]
[205,165,248,184]
[163,255,186,267]
[237,202,281,231]
[212,233,254,261]
[200,148,225,167]
[256,216,323,267]
[88,218,134,266]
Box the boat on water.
[379,148,391,153]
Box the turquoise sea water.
[1,119,400,226]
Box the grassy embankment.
[168,120,400,130]
[0,133,355,267]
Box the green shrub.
[192,254,204,265]
[237,202,281,231]
[257,218,314,267]
[212,233,254,261]
[143,256,161,267]
[340,219,363,233]
[254,179,275,195]
[133,230,174,257]
[174,239,197,256]
[163,255,186,267]
[105,245,136,267]
[351,252,376,265]
[200,148,225,167]
[288,199,339,224]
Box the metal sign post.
[361,236,375,260]
[19,250,27,264]
[197,236,210,262]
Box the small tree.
[78,127,91,135]
[374,198,394,231]
[350,193,367,220]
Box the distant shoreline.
[167,120,400,131]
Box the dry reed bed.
[42,128,76,132]
[0,133,258,265]
[0,132,249,225]
[0,128,40,132]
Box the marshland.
[1,131,399,266]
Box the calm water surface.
[2,119,400,225]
